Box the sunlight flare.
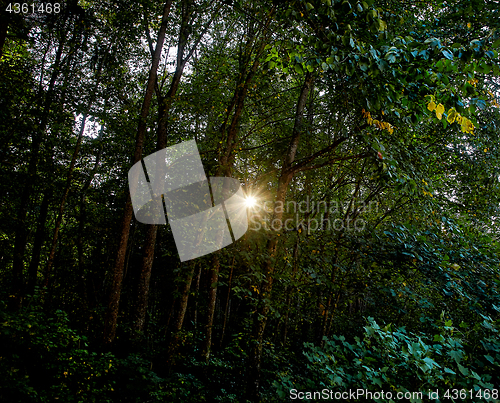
[244,196,257,208]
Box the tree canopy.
[1,0,500,401]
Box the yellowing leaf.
[427,101,436,112]
[435,103,445,120]
[467,22,471,28]
[460,117,474,133]
[447,108,457,124]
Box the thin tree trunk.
[10,30,66,309]
[26,188,53,295]
[200,11,274,362]
[201,255,220,360]
[166,261,196,370]
[247,71,314,401]
[220,257,234,346]
[43,113,88,288]
[77,125,105,314]
[103,0,173,345]
[43,43,110,289]
[130,0,210,337]
[282,237,299,344]
[193,265,202,328]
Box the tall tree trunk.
[103,0,173,345]
[43,113,88,289]
[77,125,105,315]
[220,257,235,346]
[10,30,67,309]
[201,255,220,360]
[26,188,53,295]
[43,48,108,290]
[192,265,202,328]
[247,71,314,400]
[282,236,299,344]
[130,0,210,337]
[200,10,274,362]
[166,261,196,370]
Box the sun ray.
[244,196,257,208]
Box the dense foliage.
[1,0,499,401]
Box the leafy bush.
[0,300,116,402]
[275,316,500,402]
[0,301,170,402]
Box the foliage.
[0,297,170,402]
[1,0,500,401]
[276,316,500,402]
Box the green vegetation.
[1,0,499,401]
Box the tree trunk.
[193,265,202,328]
[77,126,105,316]
[43,45,109,290]
[26,188,53,295]
[10,31,67,309]
[43,112,88,289]
[130,0,209,337]
[282,237,299,344]
[247,71,314,400]
[220,257,234,346]
[200,11,274,362]
[103,0,173,345]
[166,261,196,370]
[201,255,220,361]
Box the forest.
[1,0,500,401]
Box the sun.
[244,196,257,208]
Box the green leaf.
[449,349,463,363]
[442,49,453,60]
[457,363,469,376]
